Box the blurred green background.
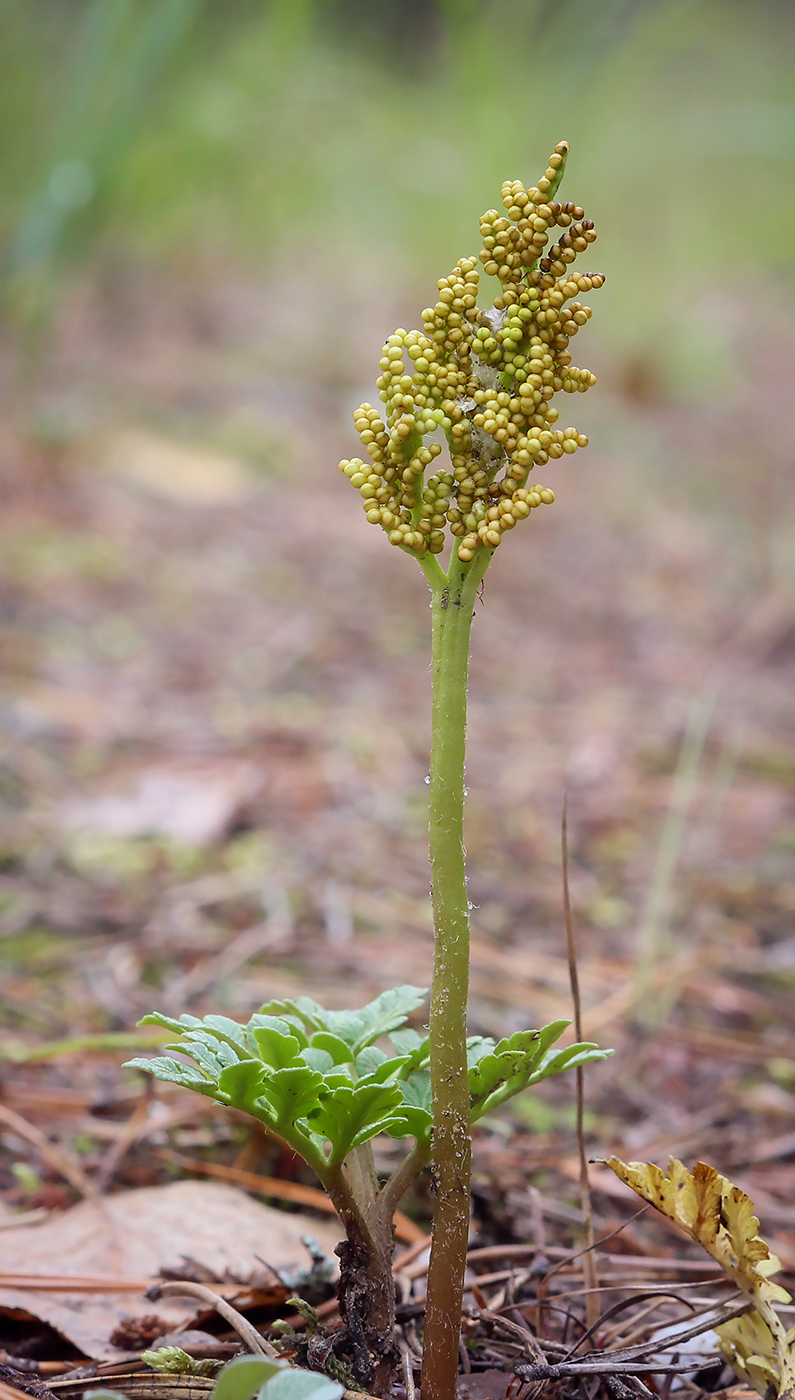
[2,0,793,379]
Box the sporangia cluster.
[339,143,603,563]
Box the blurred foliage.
[0,0,793,369]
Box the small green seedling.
[129,142,608,1400]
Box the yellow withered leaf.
[602,1156,795,1400]
[717,1309,781,1395]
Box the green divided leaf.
[124,1055,217,1094]
[394,1102,433,1141]
[467,1020,612,1121]
[260,985,427,1056]
[401,1068,432,1116]
[389,1027,430,1070]
[165,1035,225,1079]
[200,1015,251,1053]
[465,1036,497,1070]
[468,1029,542,1099]
[530,1042,613,1086]
[139,1011,204,1034]
[355,1045,388,1076]
[131,990,438,1171]
[350,985,428,1051]
[360,1051,412,1084]
[251,1019,305,1069]
[248,1012,309,1053]
[310,1032,356,1065]
[310,1079,416,1161]
[300,1047,335,1074]
[216,1059,270,1110]
[258,995,337,1037]
[131,1001,608,1176]
[258,1065,326,1126]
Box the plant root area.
[0,261,793,1400]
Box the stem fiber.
[422,549,489,1400]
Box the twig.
[605,1379,653,1400]
[585,1300,749,1365]
[539,1206,651,1288]
[594,1291,698,1350]
[562,793,598,1332]
[515,1358,717,1379]
[393,1237,432,1272]
[0,1274,154,1291]
[0,1209,48,1230]
[0,1103,92,1198]
[94,1090,153,1194]
[401,1348,416,1400]
[635,691,716,1012]
[0,1382,52,1400]
[145,1281,280,1357]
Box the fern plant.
[128,989,607,1395]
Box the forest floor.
[0,257,793,1393]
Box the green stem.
[379,1137,431,1221]
[422,544,490,1400]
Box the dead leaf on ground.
[104,431,255,505]
[59,763,263,846]
[0,1180,341,1360]
[603,1157,795,1400]
[456,1369,513,1400]
[2,686,129,743]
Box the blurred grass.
[0,0,793,375]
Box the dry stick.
[146,1281,280,1357]
[401,1349,417,1400]
[593,1291,699,1350]
[94,1088,152,1194]
[561,795,599,1333]
[634,691,715,1014]
[392,1237,432,1272]
[0,1208,48,1229]
[0,1102,92,1198]
[403,1211,651,1281]
[575,1299,750,1367]
[0,1273,228,1292]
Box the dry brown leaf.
[105,431,254,505]
[0,1180,341,1360]
[603,1156,795,1400]
[60,763,263,846]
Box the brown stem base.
[333,1224,399,1397]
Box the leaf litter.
[0,1182,341,1360]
